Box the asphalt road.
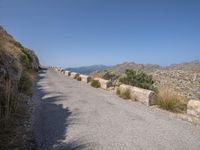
[33,69,200,150]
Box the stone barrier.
[94,78,112,90]
[70,72,79,79]
[187,100,200,118]
[118,84,156,106]
[65,71,71,76]
[80,74,91,83]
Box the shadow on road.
[33,70,89,150]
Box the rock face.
[119,84,156,106]
[187,100,200,118]
[94,77,112,90]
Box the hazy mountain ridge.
[65,64,109,74]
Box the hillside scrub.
[119,69,156,91]
[0,26,39,149]
[155,87,187,113]
[91,80,101,88]
[102,72,119,81]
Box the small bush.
[155,87,187,113]
[91,80,101,88]
[77,76,82,81]
[119,69,156,91]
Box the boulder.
[80,74,91,83]
[94,78,112,90]
[187,100,200,118]
[118,84,156,106]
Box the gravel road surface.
[33,69,200,150]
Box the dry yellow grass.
[156,87,187,113]
[116,87,131,100]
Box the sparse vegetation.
[102,72,119,81]
[119,69,156,91]
[0,26,39,149]
[91,80,101,88]
[116,87,131,100]
[155,87,187,113]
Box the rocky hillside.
[92,61,200,100]
[0,26,39,149]
[166,60,200,72]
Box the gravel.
[33,69,200,150]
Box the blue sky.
[0,0,200,67]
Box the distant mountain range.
[65,65,109,74]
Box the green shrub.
[119,69,155,91]
[155,87,187,113]
[102,72,119,81]
[91,80,101,88]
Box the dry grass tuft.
[156,87,187,113]
[116,87,131,100]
